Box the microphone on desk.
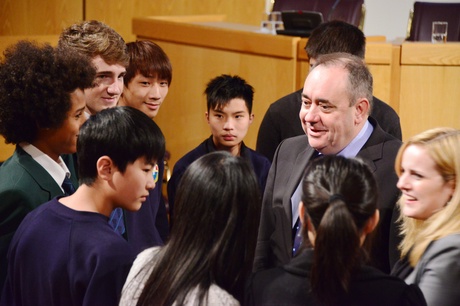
[327,0,341,22]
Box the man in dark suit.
[254,52,402,274]
[256,20,402,162]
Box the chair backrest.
[272,0,364,27]
[329,0,364,27]
[407,1,460,41]
[272,0,317,12]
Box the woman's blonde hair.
[395,127,460,266]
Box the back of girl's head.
[137,151,261,305]
[173,151,260,264]
[301,155,378,305]
[124,40,172,85]
[77,106,165,185]
[0,40,95,144]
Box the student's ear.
[298,201,305,225]
[306,217,316,246]
[363,209,380,235]
[299,201,316,245]
[205,111,209,123]
[249,113,254,124]
[354,98,370,125]
[96,156,115,181]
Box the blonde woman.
[392,127,460,306]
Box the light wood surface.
[399,42,460,140]
[1,0,265,42]
[85,0,265,42]
[0,35,60,162]
[0,35,60,58]
[133,16,299,59]
[133,15,300,169]
[401,42,460,65]
[0,139,14,162]
[0,0,82,35]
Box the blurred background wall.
[2,0,459,42]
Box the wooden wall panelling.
[0,35,60,58]
[85,0,265,42]
[390,44,401,115]
[365,42,400,112]
[0,0,83,35]
[399,42,460,140]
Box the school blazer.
[0,146,77,291]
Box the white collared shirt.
[20,143,71,193]
[336,120,374,158]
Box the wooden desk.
[399,42,460,139]
[133,15,301,167]
[296,37,401,112]
[0,35,59,162]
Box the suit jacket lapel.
[14,146,64,196]
[281,140,316,254]
[357,118,386,173]
[61,153,79,187]
[284,145,315,219]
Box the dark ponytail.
[311,197,361,305]
[301,156,378,305]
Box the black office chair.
[272,0,364,28]
[328,0,364,28]
[272,0,317,12]
[407,1,460,41]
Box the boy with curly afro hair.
[0,40,96,291]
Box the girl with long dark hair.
[120,151,261,305]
